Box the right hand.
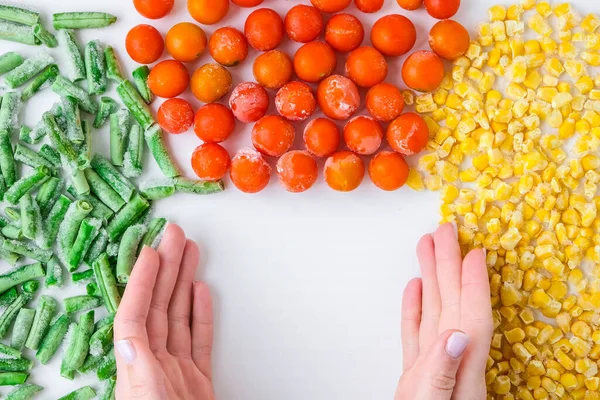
[395,223,493,399]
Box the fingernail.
[445,332,469,359]
[450,221,458,239]
[116,339,136,364]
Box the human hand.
[395,223,493,400]
[114,224,215,400]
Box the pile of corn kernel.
[408,1,600,398]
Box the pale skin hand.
[395,223,493,400]
[114,224,215,400]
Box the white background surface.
[2,0,598,399]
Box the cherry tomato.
[317,75,360,121]
[253,50,293,89]
[371,15,416,57]
[429,20,470,61]
[343,116,383,155]
[229,82,269,123]
[276,151,319,193]
[304,118,340,158]
[245,8,284,52]
[324,151,365,192]
[209,27,248,67]
[345,46,387,88]
[166,22,207,63]
[133,0,174,19]
[125,24,164,64]
[397,0,423,10]
[148,60,190,98]
[354,0,384,13]
[369,151,409,191]
[386,113,429,156]
[191,63,232,103]
[293,41,337,83]
[402,50,444,92]
[424,0,460,19]
[365,83,405,122]
[284,5,324,43]
[194,103,235,143]
[310,0,351,13]
[275,81,316,121]
[188,0,229,25]
[230,149,271,193]
[191,142,231,181]
[157,98,195,134]
[231,0,264,6]
[252,115,295,157]
[325,13,364,53]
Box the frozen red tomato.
[386,113,429,156]
[191,142,231,181]
[317,75,360,120]
[343,116,384,155]
[193,103,235,143]
[275,81,316,121]
[251,115,295,157]
[303,118,340,158]
[230,148,271,193]
[229,82,269,123]
[276,151,318,193]
[157,98,195,134]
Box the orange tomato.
[276,151,319,193]
[194,103,235,143]
[133,0,174,19]
[231,0,264,6]
[253,50,293,89]
[343,116,383,155]
[371,15,416,57]
[354,0,383,13]
[252,115,295,157]
[191,143,231,181]
[188,0,229,25]
[402,50,444,92]
[303,118,340,158]
[325,13,364,53]
[310,0,351,13]
[429,20,470,60]
[424,0,460,19]
[125,24,164,64]
[369,151,409,191]
[386,112,429,156]
[275,81,316,121]
[166,22,207,63]
[397,0,423,10]
[209,27,248,67]
[365,83,405,122]
[229,82,269,123]
[245,8,284,51]
[284,5,324,43]
[157,98,195,134]
[230,149,271,193]
[190,63,232,103]
[293,41,336,83]
[345,46,387,88]
[317,75,360,121]
[324,151,365,192]
[148,60,189,98]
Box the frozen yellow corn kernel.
[590,89,600,100]
[528,360,546,376]
[570,336,591,358]
[582,14,600,33]
[513,342,533,363]
[582,51,600,67]
[565,60,587,79]
[521,0,535,10]
[406,169,424,191]
[530,289,552,309]
[526,52,545,69]
[536,2,552,17]
[494,375,511,395]
[559,118,576,139]
[528,13,552,36]
[572,321,592,340]
[545,58,565,77]
[402,90,415,106]
[506,327,526,344]
[430,108,446,122]
[557,81,571,93]
[440,185,459,204]
[576,76,595,94]
[542,256,564,276]
[507,20,525,37]
[539,86,560,103]
[548,281,568,300]
[586,377,600,391]
[576,119,591,135]
[555,349,575,371]
[523,70,543,90]
[508,57,528,83]
[432,89,448,106]
[445,93,463,110]
[557,312,572,333]
[489,5,507,21]
[560,373,578,390]
[507,4,524,20]
[501,282,522,306]
[553,92,574,109]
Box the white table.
[4,0,598,398]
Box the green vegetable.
[57,29,85,82]
[117,79,154,129]
[0,52,24,75]
[3,239,52,262]
[53,12,117,29]
[84,169,125,213]
[123,124,144,178]
[132,65,153,104]
[0,20,38,46]
[61,310,94,378]
[106,193,150,241]
[19,194,37,240]
[36,313,69,364]
[58,386,96,400]
[174,177,225,195]
[97,348,116,380]
[93,253,121,314]
[116,224,146,283]
[41,195,71,250]
[92,154,135,201]
[0,5,40,26]
[21,64,59,101]
[62,95,84,144]
[93,96,118,129]
[10,308,34,350]
[109,108,131,167]
[25,295,57,350]
[6,384,43,400]
[5,51,53,89]
[14,143,56,170]
[104,45,124,82]
[0,264,44,294]
[64,295,102,314]
[85,39,106,95]
[68,217,101,271]
[52,75,98,114]
[45,256,64,288]
[0,287,18,307]
[0,372,28,386]
[32,23,57,48]
[145,124,181,178]
[5,166,51,205]
[0,293,32,338]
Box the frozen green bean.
[117,224,145,283]
[0,20,38,46]
[78,120,92,169]
[57,200,93,260]
[85,39,106,95]
[19,194,37,240]
[60,322,77,380]
[45,256,63,288]
[0,5,40,26]
[106,193,150,241]
[72,269,94,282]
[11,308,34,350]
[62,95,84,144]
[66,187,114,223]
[84,169,125,213]
[69,169,89,196]
[3,239,52,262]
[25,295,56,350]
[145,124,181,178]
[53,12,117,29]
[0,52,23,75]
[123,124,143,178]
[84,229,108,265]
[93,253,121,314]
[32,23,57,48]
[62,310,94,377]
[5,166,51,205]
[14,143,56,170]
[0,372,28,385]
[65,295,102,315]
[0,357,32,372]
[0,91,22,133]
[6,384,43,400]
[86,282,98,296]
[57,29,85,82]
[19,125,32,143]
[101,375,117,400]
[39,144,61,168]
[21,281,39,294]
[41,195,71,250]
[104,45,124,83]
[20,63,59,101]
[68,217,101,271]
[0,343,20,360]
[92,154,135,201]
[0,293,32,338]
[0,287,18,307]
[5,51,53,88]
[4,207,19,223]
[140,217,167,249]
[93,96,118,129]
[132,65,153,104]
[1,225,21,242]
[0,131,17,188]
[0,263,44,294]
[89,321,113,357]
[35,313,69,364]
[36,177,63,217]
[59,386,96,400]
[52,75,98,114]
[109,108,130,167]
[97,348,116,380]
[174,177,225,195]
[117,79,154,129]
[139,179,175,200]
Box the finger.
[416,234,440,352]
[401,278,422,372]
[147,224,187,352]
[192,281,214,380]
[115,337,167,400]
[433,223,463,333]
[114,246,160,343]
[167,240,200,358]
[413,330,469,400]
[454,248,493,400]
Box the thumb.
[414,330,469,400]
[115,337,165,400]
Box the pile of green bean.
[0,4,225,400]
